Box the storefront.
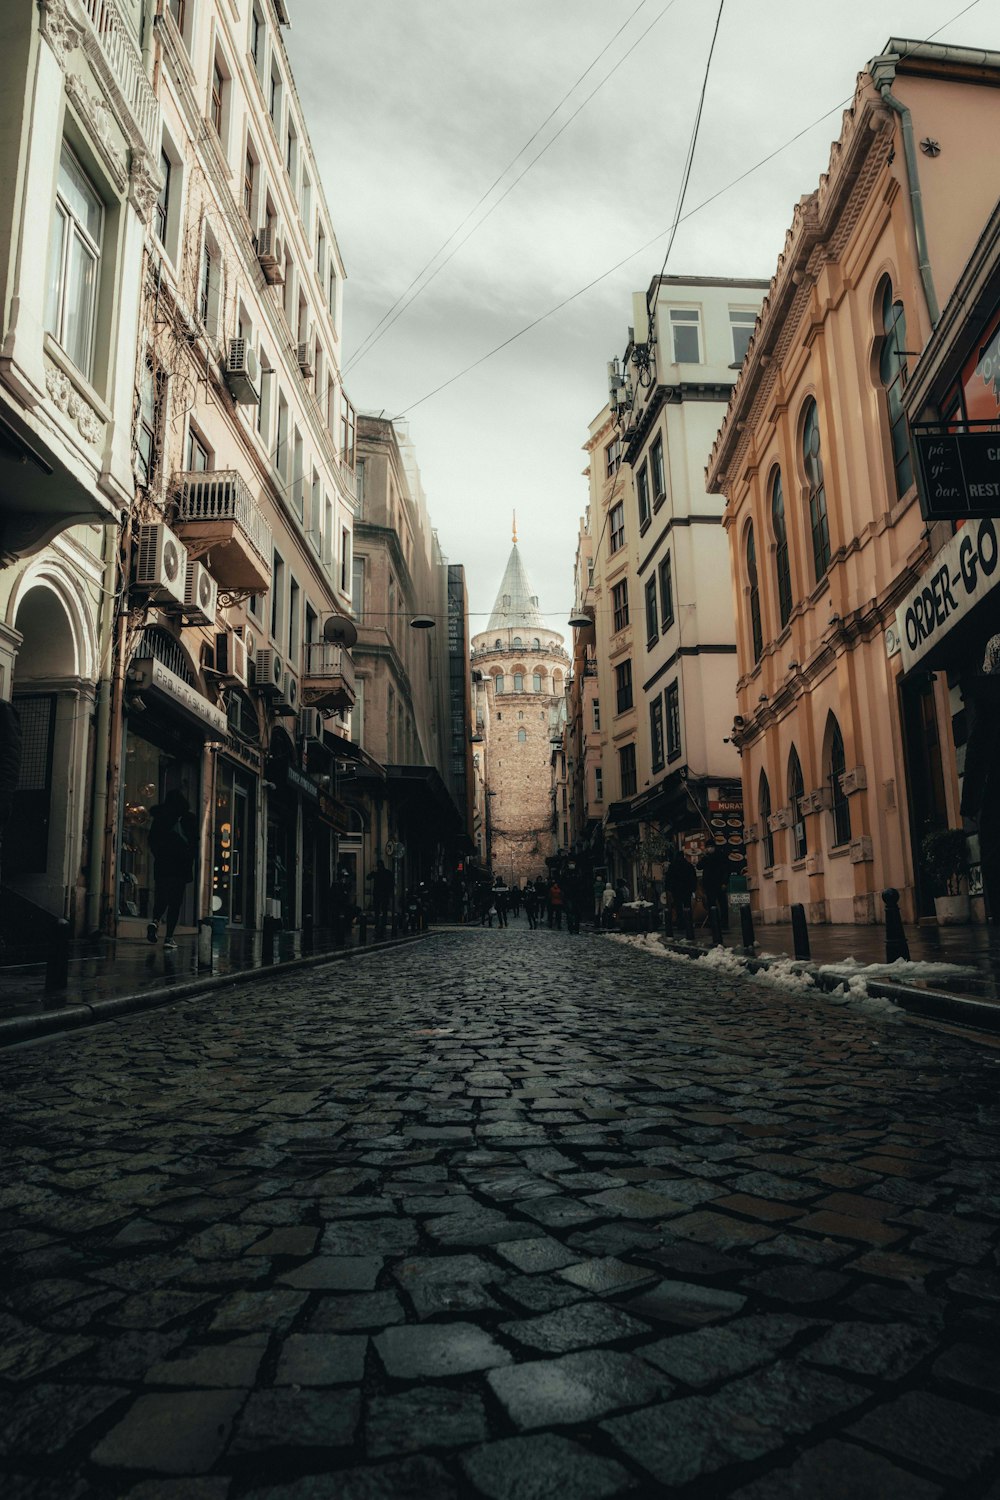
[265,727,301,929]
[211,691,263,930]
[119,632,227,932]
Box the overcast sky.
[285,0,1000,632]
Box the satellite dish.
[322,614,358,648]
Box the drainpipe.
[85,521,119,935]
[873,59,940,327]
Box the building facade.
[471,539,568,885]
[707,39,1000,926]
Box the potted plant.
[921,828,971,924]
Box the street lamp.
[409,614,435,629]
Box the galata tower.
[471,529,568,885]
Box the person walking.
[146,790,198,949]
[492,877,509,928]
[666,847,698,927]
[549,879,564,930]
[369,858,395,935]
[522,883,538,929]
[601,880,617,929]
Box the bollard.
[662,904,673,939]
[882,887,910,963]
[45,918,70,993]
[739,904,756,953]
[708,906,724,947]
[261,914,277,965]
[683,905,696,943]
[358,912,368,947]
[197,920,213,971]
[790,903,811,960]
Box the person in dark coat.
[666,848,697,923]
[146,790,198,948]
[369,858,395,933]
[701,844,731,926]
[522,882,538,929]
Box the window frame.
[665,679,681,761]
[759,771,775,868]
[611,579,629,633]
[609,501,625,554]
[669,306,702,364]
[644,575,658,648]
[746,521,763,665]
[46,142,104,381]
[729,307,757,365]
[636,462,651,530]
[877,278,913,499]
[802,398,831,583]
[650,433,666,505]
[650,694,665,773]
[771,468,793,629]
[618,742,637,799]
[614,658,633,715]
[788,747,808,860]
[658,551,674,632]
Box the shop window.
[802,398,831,583]
[877,278,913,498]
[759,770,774,868]
[771,468,793,629]
[46,143,103,380]
[788,746,807,859]
[827,715,851,845]
[746,521,763,664]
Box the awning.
[327,734,387,779]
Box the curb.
[0,931,436,1049]
[650,934,1000,1035]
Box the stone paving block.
[366,1386,488,1458]
[601,1361,865,1486]
[229,1388,360,1453]
[815,1191,897,1220]
[801,1320,936,1380]
[583,1187,689,1219]
[624,1279,746,1327]
[461,1432,635,1499]
[243,1454,457,1499]
[933,1339,1000,1395]
[248,1226,318,1257]
[663,1211,779,1250]
[209,1289,306,1333]
[748,1233,847,1266]
[742,1267,850,1306]
[844,1249,936,1281]
[845,1389,1000,1478]
[374,1322,512,1378]
[274,1333,367,1385]
[0,1381,129,1457]
[306,1291,406,1331]
[320,1218,418,1257]
[493,1235,581,1273]
[711,1194,801,1222]
[183,1224,264,1259]
[487,1349,671,1429]
[517,1196,607,1230]
[92,1390,244,1474]
[642,1240,755,1277]
[145,1341,265,1387]
[729,1437,945,1499]
[564,1222,663,1258]
[792,1211,905,1246]
[500,1300,652,1354]
[279,1256,383,1291]
[557,1257,658,1296]
[0,1327,95,1381]
[425,1207,537,1246]
[640,1314,820,1386]
[124,1479,232,1499]
[499,1273,588,1313]
[108,1292,214,1330]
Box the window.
[658,551,674,631]
[533,671,542,693]
[341,397,356,468]
[186,425,209,472]
[644,576,658,647]
[300,172,312,232]
[669,307,701,363]
[878,279,913,498]
[615,658,633,714]
[271,550,284,642]
[257,349,272,438]
[495,674,505,695]
[609,501,625,554]
[729,308,757,365]
[167,0,187,40]
[513,673,524,692]
[650,695,665,772]
[340,527,350,593]
[276,392,289,479]
[136,357,165,487]
[198,229,221,335]
[651,435,666,506]
[759,771,774,868]
[593,699,600,731]
[636,463,651,529]
[154,149,171,243]
[352,556,365,619]
[605,438,621,478]
[269,61,282,129]
[316,226,326,282]
[665,680,681,760]
[286,122,298,184]
[243,146,256,219]
[619,743,637,798]
[594,766,603,802]
[46,144,103,378]
[494,638,502,650]
[250,4,265,78]
[771,469,793,629]
[802,398,831,582]
[612,580,629,633]
[828,717,851,845]
[746,522,763,665]
[533,637,541,649]
[788,747,807,859]
[288,578,300,664]
[512,637,522,648]
[517,729,526,743]
[210,59,225,138]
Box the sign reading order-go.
[895,516,1000,674]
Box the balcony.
[303,640,356,712]
[172,471,272,595]
[77,0,159,155]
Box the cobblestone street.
[3,927,1000,1498]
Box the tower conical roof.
[486,543,545,632]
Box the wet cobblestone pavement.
[3,927,1000,1498]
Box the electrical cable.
[344,0,681,376]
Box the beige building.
[471,538,568,885]
[706,38,1000,926]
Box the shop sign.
[914,427,1000,522]
[896,516,1000,673]
[130,657,228,736]
[318,792,351,832]
[286,765,319,801]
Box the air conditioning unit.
[255,648,283,695]
[255,227,284,284]
[134,523,187,607]
[236,623,258,661]
[184,559,218,624]
[225,338,260,405]
[298,707,324,742]
[276,671,299,714]
[216,628,248,686]
[296,335,315,378]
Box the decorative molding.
[768,807,792,831]
[802,785,832,813]
[38,0,84,67]
[44,358,106,447]
[840,765,867,795]
[64,70,128,188]
[849,835,874,864]
[128,151,163,224]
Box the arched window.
[513,673,524,692]
[771,469,793,629]
[517,728,526,743]
[878,278,912,498]
[788,746,807,859]
[494,638,502,649]
[746,522,763,664]
[533,637,541,649]
[759,771,774,869]
[802,399,830,583]
[533,671,542,693]
[827,715,851,845]
[513,636,522,648]
[495,673,505,694]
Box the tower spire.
[512,510,517,546]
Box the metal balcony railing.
[173,470,272,571]
[78,0,159,154]
[304,641,356,693]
